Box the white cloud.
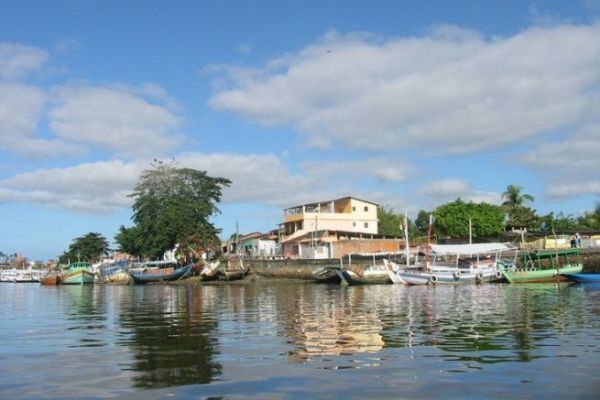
[300,158,413,183]
[210,23,600,154]
[545,181,600,198]
[0,160,144,213]
[0,153,416,214]
[0,42,49,80]
[416,178,501,206]
[49,85,183,157]
[0,83,83,157]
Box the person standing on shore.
[576,232,581,248]
[570,234,577,248]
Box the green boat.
[61,261,95,285]
[499,248,582,283]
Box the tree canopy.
[58,232,110,264]
[377,206,402,237]
[502,184,534,209]
[434,199,505,238]
[116,160,231,260]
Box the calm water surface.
[0,281,598,399]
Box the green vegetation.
[58,232,110,264]
[378,184,599,241]
[377,206,403,236]
[115,160,231,260]
[434,199,505,238]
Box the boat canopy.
[429,243,513,256]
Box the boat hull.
[40,275,60,285]
[129,264,192,284]
[311,266,342,283]
[338,270,391,285]
[61,269,95,285]
[561,273,599,283]
[396,269,503,285]
[501,264,582,283]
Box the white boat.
[0,269,18,282]
[338,264,391,285]
[392,243,514,285]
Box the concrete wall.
[246,254,395,279]
[331,239,402,258]
[247,258,342,279]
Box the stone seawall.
[246,255,397,279]
[582,248,600,273]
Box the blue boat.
[129,263,193,284]
[561,273,600,283]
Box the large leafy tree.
[116,160,231,260]
[434,199,505,238]
[58,232,110,264]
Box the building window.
[364,206,368,212]
[352,222,356,227]
[364,222,369,228]
[352,206,356,212]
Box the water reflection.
[285,286,384,362]
[117,285,221,388]
[0,281,598,398]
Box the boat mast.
[404,211,410,268]
[424,214,433,271]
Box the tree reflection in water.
[118,285,221,389]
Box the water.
[0,281,599,399]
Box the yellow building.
[282,197,379,239]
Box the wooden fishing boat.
[219,257,248,281]
[199,260,221,281]
[560,273,600,283]
[338,265,391,285]
[61,262,95,285]
[40,273,61,285]
[389,243,512,285]
[311,265,342,283]
[499,248,582,283]
[129,263,193,284]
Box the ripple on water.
[0,282,599,398]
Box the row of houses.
[225,197,404,259]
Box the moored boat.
[311,265,342,283]
[40,273,61,285]
[561,273,600,283]
[219,257,248,281]
[61,262,95,285]
[390,243,513,285]
[338,264,391,285]
[199,260,221,281]
[499,248,582,283]
[129,263,193,284]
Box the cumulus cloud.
[416,178,501,206]
[0,42,49,80]
[49,85,183,157]
[0,83,83,157]
[0,160,145,213]
[0,153,417,214]
[300,158,413,183]
[209,23,600,154]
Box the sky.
[1,0,599,260]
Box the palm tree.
[502,184,534,209]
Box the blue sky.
[1,0,599,260]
